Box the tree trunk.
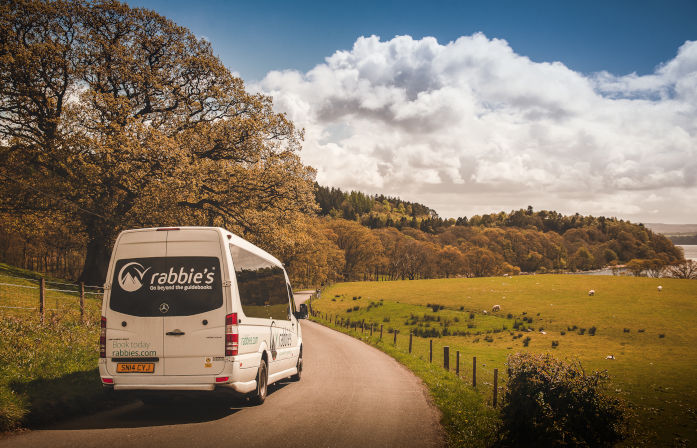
[78,230,111,286]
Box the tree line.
[0,1,688,287]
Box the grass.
[0,266,127,432]
[310,274,697,447]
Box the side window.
[230,244,288,320]
[287,283,296,314]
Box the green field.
[310,275,697,446]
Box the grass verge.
[309,314,501,448]
[0,295,128,432]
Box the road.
[0,309,444,447]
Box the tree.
[667,260,697,279]
[326,219,383,280]
[0,0,315,283]
[437,245,465,278]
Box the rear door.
[162,229,226,376]
[105,231,167,377]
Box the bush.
[560,331,566,336]
[623,328,630,333]
[658,333,665,338]
[522,336,531,347]
[579,328,586,335]
[469,312,475,319]
[507,313,513,319]
[551,340,559,348]
[588,326,597,336]
[346,308,353,313]
[382,316,390,322]
[500,353,626,447]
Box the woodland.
[0,0,686,287]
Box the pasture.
[311,274,697,446]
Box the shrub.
[331,298,336,301]
[638,329,645,333]
[484,336,494,343]
[579,328,586,335]
[560,331,566,335]
[469,312,475,319]
[522,336,531,347]
[658,333,665,338]
[346,308,353,313]
[382,316,390,322]
[623,328,630,333]
[507,313,513,319]
[459,305,464,311]
[454,317,460,322]
[352,306,359,311]
[501,353,626,447]
[589,326,597,336]
[551,340,559,348]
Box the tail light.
[225,313,239,356]
[100,316,107,358]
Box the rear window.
[110,257,222,317]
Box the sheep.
[588,289,595,296]
[657,285,663,292]
[492,304,501,312]
[482,310,488,315]
[606,355,615,360]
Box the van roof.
[118,227,284,267]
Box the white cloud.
[254,34,697,223]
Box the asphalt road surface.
[1,313,444,448]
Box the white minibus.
[98,227,303,404]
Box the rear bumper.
[99,354,260,393]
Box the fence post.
[456,351,460,376]
[429,339,433,363]
[380,324,383,340]
[493,368,499,408]
[444,346,450,370]
[409,331,413,353]
[80,282,85,321]
[473,356,477,388]
[393,329,398,345]
[370,323,373,336]
[39,277,45,322]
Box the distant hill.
[644,223,697,235]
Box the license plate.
[116,363,155,373]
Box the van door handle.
[166,330,185,336]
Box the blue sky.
[128,0,697,82]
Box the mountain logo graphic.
[118,262,151,292]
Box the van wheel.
[251,359,268,405]
[291,349,302,381]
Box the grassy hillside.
[0,264,126,432]
[311,275,697,446]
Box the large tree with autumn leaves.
[0,0,316,284]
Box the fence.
[311,309,506,408]
[0,274,103,323]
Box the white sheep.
[657,285,663,292]
[492,304,501,312]
[482,310,488,315]
[606,355,615,360]
[588,289,595,296]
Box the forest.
[0,0,686,287]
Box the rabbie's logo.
[118,262,151,292]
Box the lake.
[678,245,697,261]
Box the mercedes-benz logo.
[159,302,170,314]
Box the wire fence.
[309,306,507,408]
[0,274,103,323]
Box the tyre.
[251,358,268,405]
[291,348,302,381]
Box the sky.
[128,0,697,223]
